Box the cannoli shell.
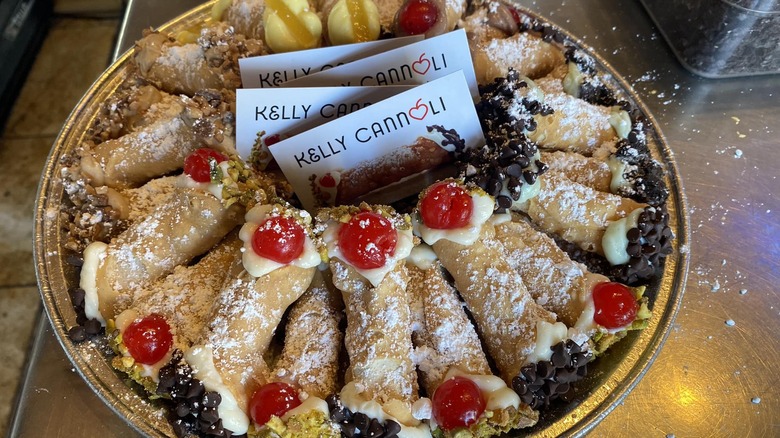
[541,150,612,193]
[432,224,555,383]
[330,257,418,405]
[515,172,644,254]
[272,270,343,399]
[469,32,564,84]
[407,262,491,392]
[96,188,243,320]
[204,258,316,410]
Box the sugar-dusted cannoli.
[218,0,266,41]
[185,202,321,435]
[316,204,428,436]
[541,150,613,193]
[393,0,466,38]
[262,0,322,53]
[245,270,343,437]
[133,22,263,95]
[459,0,524,41]
[469,31,564,84]
[414,179,556,383]
[311,125,466,207]
[407,252,538,436]
[319,0,381,45]
[107,234,242,394]
[79,186,244,325]
[79,90,235,189]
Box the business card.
[269,72,485,211]
[235,85,412,163]
[239,35,423,88]
[282,30,479,100]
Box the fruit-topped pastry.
[413,179,494,246]
[175,202,320,436]
[405,244,539,436]
[315,205,428,437]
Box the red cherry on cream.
[319,173,336,188]
[252,216,305,264]
[249,382,301,425]
[432,376,486,430]
[123,314,173,365]
[183,148,228,183]
[397,0,439,35]
[338,211,397,270]
[592,282,638,329]
[420,181,473,230]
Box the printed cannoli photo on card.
[32,1,687,438]
[269,71,485,210]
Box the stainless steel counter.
[11,0,779,436]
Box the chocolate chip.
[69,288,85,307]
[341,423,357,438]
[84,318,102,335]
[202,391,221,408]
[497,195,513,209]
[367,418,385,437]
[512,340,591,410]
[354,412,369,432]
[67,326,87,342]
[384,420,401,437]
[200,406,219,424]
[175,402,191,418]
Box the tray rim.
[32,2,691,437]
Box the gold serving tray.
[33,1,690,436]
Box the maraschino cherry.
[338,211,397,270]
[249,382,302,425]
[432,376,486,430]
[183,148,228,183]
[397,0,439,35]
[420,181,473,230]
[252,216,305,264]
[592,282,638,329]
[123,314,173,365]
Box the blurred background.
[0,0,122,434]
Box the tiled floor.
[0,1,121,434]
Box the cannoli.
[469,31,564,85]
[219,0,266,41]
[311,125,466,207]
[413,180,556,383]
[458,0,522,41]
[87,84,165,144]
[393,0,465,38]
[316,205,427,436]
[262,0,322,53]
[79,185,244,325]
[406,252,538,435]
[107,234,242,394]
[246,270,343,437]
[79,90,235,189]
[184,202,321,435]
[319,0,381,45]
[133,22,263,96]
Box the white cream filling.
[508,152,543,209]
[524,321,570,365]
[602,207,644,266]
[562,61,585,97]
[607,155,632,194]
[609,107,632,140]
[239,204,321,277]
[441,368,520,412]
[414,192,493,246]
[81,241,108,325]
[281,396,329,421]
[340,382,431,438]
[407,244,438,270]
[184,345,250,435]
[324,221,414,287]
[177,161,234,199]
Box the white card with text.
[269,72,485,211]
[235,85,412,161]
[282,30,479,100]
[239,36,423,88]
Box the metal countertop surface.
[10,0,779,436]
